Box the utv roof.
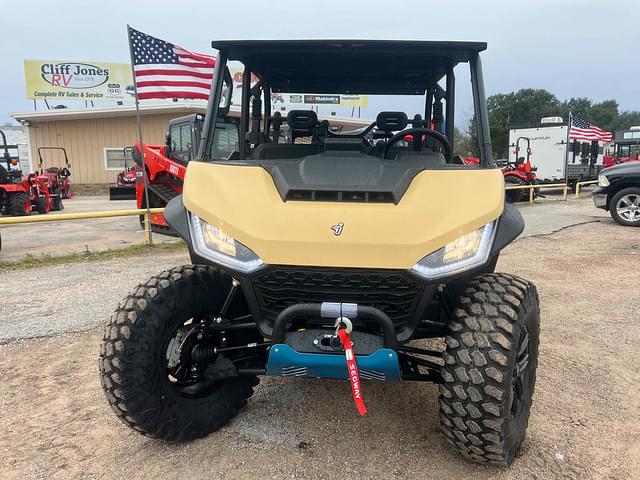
[211,40,487,94]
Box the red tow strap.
[337,328,367,416]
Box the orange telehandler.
[132,113,239,233]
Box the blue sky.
[3,0,638,126]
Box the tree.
[453,127,476,157]
[561,97,592,119]
[586,100,619,131]
[485,89,563,158]
[612,111,640,131]
[464,88,640,159]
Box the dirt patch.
[1,221,639,479]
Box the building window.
[104,148,130,171]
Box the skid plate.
[266,344,401,381]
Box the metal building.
[11,104,207,186]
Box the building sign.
[229,67,368,111]
[24,60,134,101]
[273,94,368,108]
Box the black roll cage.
[198,42,494,167]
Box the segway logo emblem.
[331,222,344,236]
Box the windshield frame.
[198,45,494,167]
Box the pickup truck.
[593,161,640,226]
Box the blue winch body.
[266,344,402,381]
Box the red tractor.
[109,147,138,200]
[37,147,72,199]
[0,130,55,216]
[500,136,539,202]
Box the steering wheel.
[384,127,452,161]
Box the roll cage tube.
[470,53,494,167]
[1,130,10,167]
[515,137,531,165]
[37,146,70,173]
[198,50,228,161]
[445,65,455,151]
[239,67,251,159]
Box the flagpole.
[127,24,153,246]
[564,110,572,190]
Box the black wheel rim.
[510,327,530,417]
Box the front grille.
[252,267,424,326]
[286,189,395,203]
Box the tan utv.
[99,40,539,465]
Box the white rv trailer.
[508,118,605,187]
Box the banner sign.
[272,93,368,108]
[230,67,368,110]
[24,60,134,101]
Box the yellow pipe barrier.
[0,208,165,245]
[575,180,599,198]
[504,183,568,204]
[0,208,164,225]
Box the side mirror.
[165,132,171,148]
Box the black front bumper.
[245,265,434,343]
[592,186,609,210]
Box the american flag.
[128,27,215,100]
[569,116,614,143]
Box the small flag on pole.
[128,27,215,100]
[569,116,613,143]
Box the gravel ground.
[1,220,639,479]
[0,251,189,343]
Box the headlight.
[598,174,610,187]
[411,222,496,280]
[189,213,264,273]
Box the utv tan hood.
[183,162,504,269]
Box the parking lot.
[0,196,176,262]
[1,194,639,479]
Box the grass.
[0,241,187,271]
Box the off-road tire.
[439,273,540,465]
[36,195,49,214]
[504,177,526,203]
[6,192,29,216]
[51,191,63,211]
[609,187,640,227]
[99,265,259,441]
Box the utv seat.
[251,109,322,160]
[394,151,447,168]
[251,143,322,160]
